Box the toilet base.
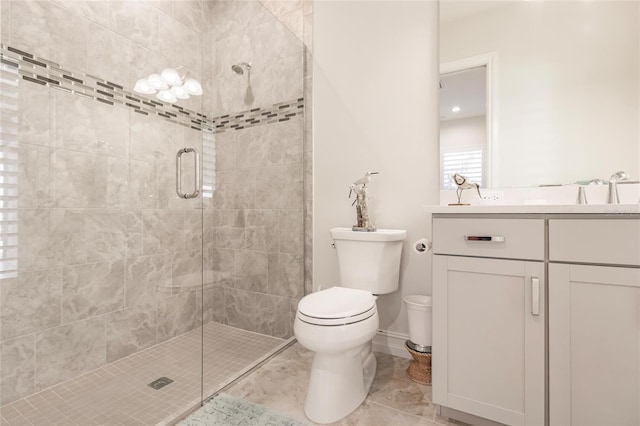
[304,342,377,424]
[405,342,432,385]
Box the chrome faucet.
[349,172,378,232]
[606,171,629,204]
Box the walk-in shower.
[0,1,306,424]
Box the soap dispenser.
[576,186,588,205]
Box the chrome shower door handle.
[176,147,201,199]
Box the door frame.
[440,52,498,188]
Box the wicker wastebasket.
[405,341,432,385]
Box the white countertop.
[424,204,640,215]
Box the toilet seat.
[297,286,377,326]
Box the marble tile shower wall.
[0,0,307,407]
[3,0,207,113]
[255,0,313,296]
[2,79,206,407]
[234,3,349,300]
[200,0,305,339]
[203,0,304,117]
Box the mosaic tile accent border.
[0,45,304,133]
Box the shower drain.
[148,377,174,390]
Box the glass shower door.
[198,0,306,403]
[0,0,208,423]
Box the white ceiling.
[440,66,487,121]
[440,0,516,24]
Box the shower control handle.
[176,147,201,199]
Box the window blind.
[442,149,483,190]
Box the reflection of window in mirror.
[440,66,487,190]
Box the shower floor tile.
[0,322,284,426]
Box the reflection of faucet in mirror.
[606,171,629,204]
[588,178,606,185]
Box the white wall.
[441,1,639,187]
[313,0,440,355]
[441,116,486,152]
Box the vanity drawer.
[549,219,640,266]
[433,218,545,260]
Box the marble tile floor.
[0,322,284,426]
[222,343,465,426]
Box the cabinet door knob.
[531,277,540,316]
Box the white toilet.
[294,227,406,424]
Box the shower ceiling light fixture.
[171,85,190,100]
[147,73,168,90]
[157,89,177,103]
[133,68,202,103]
[184,78,203,96]
[133,79,156,95]
[161,68,182,87]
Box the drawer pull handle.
[531,277,540,316]
[464,235,505,242]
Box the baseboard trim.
[372,330,411,359]
[437,406,505,426]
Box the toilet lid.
[298,286,376,319]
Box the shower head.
[231,62,251,75]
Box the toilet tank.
[330,228,407,295]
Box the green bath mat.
[179,393,308,426]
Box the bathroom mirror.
[440,66,488,190]
[440,0,639,188]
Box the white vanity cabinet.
[549,218,640,426]
[430,209,640,426]
[432,217,546,426]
